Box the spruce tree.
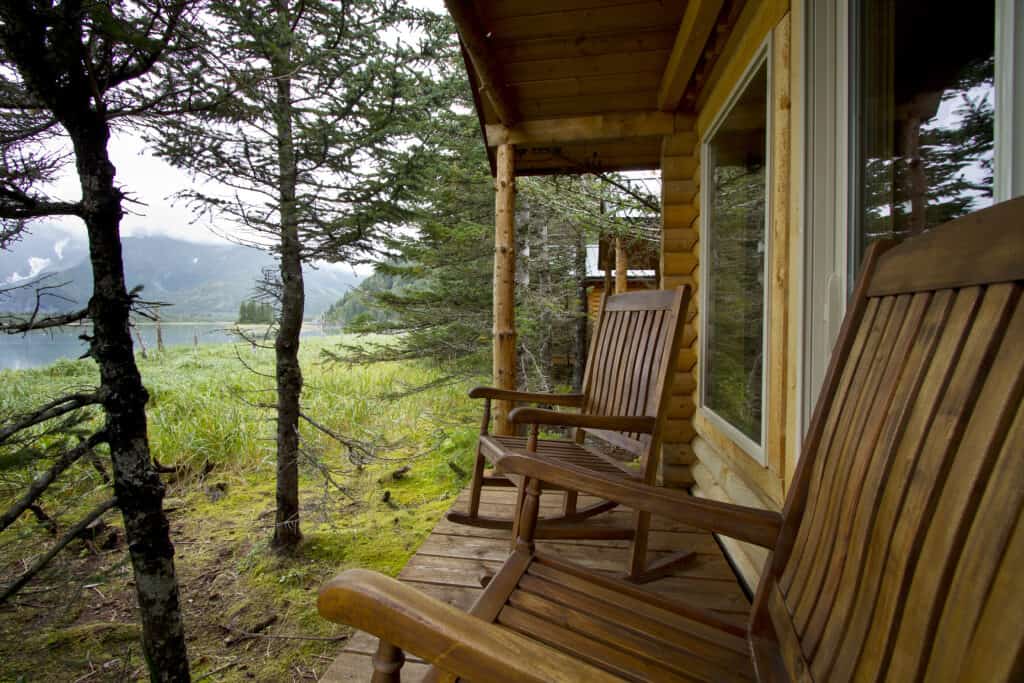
[0,1,208,678]
[150,0,438,551]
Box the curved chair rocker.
[319,198,1024,683]
[447,286,695,583]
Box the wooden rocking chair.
[447,286,695,583]
[320,199,1024,682]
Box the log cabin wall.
[659,128,700,489]
[668,0,799,589]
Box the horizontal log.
[486,111,694,147]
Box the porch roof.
[447,0,738,176]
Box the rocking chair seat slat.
[480,435,637,480]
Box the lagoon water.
[0,322,338,370]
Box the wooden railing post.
[493,143,517,435]
[371,639,405,682]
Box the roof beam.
[657,0,725,111]
[445,0,520,125]
[486,112,694,147]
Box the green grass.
[0,336,481,682]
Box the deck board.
[320,486,749,682]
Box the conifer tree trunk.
[271,0,303,552]
[70,115,190,680]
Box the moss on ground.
[0,337,480,682]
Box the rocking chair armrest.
[318,569,620,683]
[493,454,782,549]
[508,406,657,433]
[468,386,585,407]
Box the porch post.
[493,143,517,435]
[615,237,628,293]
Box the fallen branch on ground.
[0,431,108,533]
[0,497,117,603]
[223,615,277,646]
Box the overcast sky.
[40,0,447,254]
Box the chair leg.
[509,477,528,552]
[371,640,405,683]
[562,490,578,516]
[623,510,696,584]
[467,449,487,519]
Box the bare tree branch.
[0,431,107,533]
[0,393,102,446]
[0,497,118,604]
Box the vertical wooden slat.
[597,311,625,415]
[826,287,981,681]
[790,295,909,630]
[850,285,1015,683]
[586,309,615,415]
[630,310,653,419]
[579,293,609,420]
[884,286,1022,683]
[785,297,896,602]
[955,495,1024,683]
[764,240,894,587]
[618,310,643,419]
[802,292,934,661]
[779,297,882,594]
[634,309,658,417]
[945,401,1024,683]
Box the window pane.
[853,0,995,270]
[705,61,768,445]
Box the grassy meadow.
[0,336,481,681]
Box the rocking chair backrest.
[750,198,1024,683]
[579,287,691,485]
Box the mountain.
[1,231,363,320]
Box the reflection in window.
[704,61,768,446]
[853,0,995,269]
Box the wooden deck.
[320,486,750,682]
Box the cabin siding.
[675,4,797,588]
[660,127,701,488]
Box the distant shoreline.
[35,320,335,327]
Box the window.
[850,0,996,273]
[801,0,1021,440]
[701,55,770,459]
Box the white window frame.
[995,0,1024,201]
[801,0,852,436]
[699,40,773,465]
[800,0,1024,438]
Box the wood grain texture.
[868,196,1024,296]
[492,143,517,434]
[458,286,696,581]
[322,486,751,679]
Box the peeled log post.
[615,238,628,294]
[493,143,517,435]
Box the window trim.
[699,40,773,465]
[995,0,1024,201]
